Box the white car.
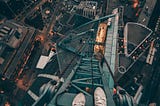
[107,18,112,26]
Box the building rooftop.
[36,51,55,69]
[0,20,35,79]
[124,22,152,56]
[0,21,24,48]
[78,1,98,9]
[54,13,91,34]
[138,0,157,26]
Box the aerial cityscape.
[0,0,159,106]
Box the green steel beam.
[72,81,103,88]
[76,71,101,77]
[71,83,91,96]
[74,14,116,30]
[50,64,80,104]
[72,77,101,82]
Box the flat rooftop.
[0,20,35,79]
[77,1,97,9]
[124,22,152,55]
[127,23,151,45]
